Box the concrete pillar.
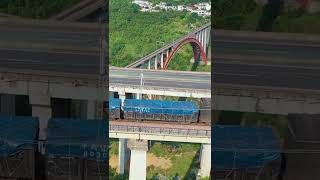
[148,60,151,70]
[203,30,207,53]
[29,94,51,154]
[119,138,128,174]
[199,143,211,177]
[87,100,96,119]
[154,56,158,70]
[135,93,141,100]
[199,31,203,48]
[160,52,164,69]
[0,94,15,115]
[118,91,126,107]
[202,30,205,48]
[86,100,103,120]
[128,139,148,180]
[109,92,115,99]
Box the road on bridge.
[0,18,101,74]
[110,67,211,91]
[213,30,320,90]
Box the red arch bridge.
[126,23,211,70]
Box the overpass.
[109,67,211,98]
[51,0,105,21]
[109,120,211,178]
[126,23,211,69]
[213,29,320,114]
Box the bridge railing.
[109,124,211,137]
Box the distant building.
[132,0,152,8]
[132,0,211,16]
[195,3,211,11]
[177,5,185,11]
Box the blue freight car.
[0,115,38,179]
[212,125,281,179]
[123,99,199,122]
[46,118,107,179]
[0,115,38,156]
[109,98,121,119]
[46,118,107,161]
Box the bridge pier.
[118,91,126,106]
[86,100,103,119]
[128,139,148,180]
[199,143,211,177]
[118,138,129,174]
[160,52,164,69]
[0,94,15,115]
[148,59,151,70]
[29,90,52,154]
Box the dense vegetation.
[149,0,209,5]
[214,0,320,33]
[109,0,210,68]
[109,139,203,179]
[216,111,288,145]
[0,0,79,18]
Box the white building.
[133,0,152,8]
[177,5,185,11]
[195,3,211,11]
[133,0,211,16]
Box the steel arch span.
[163,37,208,70]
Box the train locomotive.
[109,98,211,124]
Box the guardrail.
[109,124,211,137]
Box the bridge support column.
[87,100,103,119]
[0,94,15,115]
[154,56,158,70]
[203,31,206,49]
[29,92,51,154]
[160,52,164,69]
[118,138,129,174]
[118,91,126,106]
[148,60,151,70]
[199,143,211,177]
[128,139,148,180]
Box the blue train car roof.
[46,118,107,160]
[0,115,38,157]
[212,125,281,170]
[109,98,121,111]
[123,99,199,115]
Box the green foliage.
[109,166,128,180]
[0,0,80,18]
[147,141,200,179]
[213,0,256,30]
[149,0,209,6]
[216,111,288,145]
[273,10,320,33]
[109,138,119,155]
[109,0,209,67]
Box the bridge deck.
[109,120,211,144]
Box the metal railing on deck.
[109,124,211,137]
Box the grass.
[109,138,119,155]
[147,141,201,179]
[108,140,202,179]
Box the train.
[109,98,211,124]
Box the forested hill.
[109,0,209,67]
[149,0,210,5]
[0,0,80,18]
